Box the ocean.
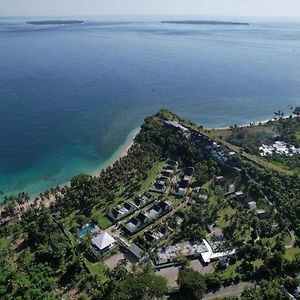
[0,17,300,200]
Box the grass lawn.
[296,131,300,142]
[209,124,273,140]
[201,179,214,190]
[138,161,165,193]
[256,198,271,211]
[89,161,165,230]
[91,210,112,229]
[221,260,241,279]
[283,231,293,246]
[263,231,292,248]
[168,195,184,207]
[85,259,108,282]
[284,248,300,261]
[216,207,235,229]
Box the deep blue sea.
[0,17,300,200]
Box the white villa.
[165,120,189,132]
[92,232,116,254]
[259,141,300,157]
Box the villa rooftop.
[165,120,189,132]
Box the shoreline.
[1,113,297,209]
[41,126,141,192]
[90,127,140,177]
[0,127,140,211]
[206,114,297,131]
[1,112,298,219]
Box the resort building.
[150,180,166,193]
[259,141,300,157]
[183,167,195,181]
[133,193,156,209]
[127,243,143,260]
[165,120,189,133]
[227,184,235,195]
[125,201,172,234]
[145,227,171,244]
[125,212,150,234]
[155,238,235,266]
[216,176,226,185]
[235,191,246,200]
[256,209,269,219]
[156,240,208,265]
[201,239,236,264]
[166,158,178,169]
[247,201,257,210]
[108,201,135,222]
[92,232,116,254]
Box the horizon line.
[1,14,300,18]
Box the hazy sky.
[1,0,300,17]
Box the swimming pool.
[79,224,95,237]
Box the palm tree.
[274,110,284,119]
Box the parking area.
[156,266,180,288]
[104,252,125,270]
[190,259,215,275]
[155,259,215,288]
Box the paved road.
[202,282,254,300]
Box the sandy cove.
[207,114,298,131]
[0,128,141,221]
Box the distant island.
[161,20,250,25]
[26,20,84,25]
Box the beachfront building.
[165,120,189,133]
[201,239,236,264]
[133,193,156,209]
[127,243,143,261]
[125,201,172,234]
[108,201,135,222]
[171,166,194,197]
[216,176,226,185]
[227,184,236,195]
[257,209,269,219]
[125,212,150,234]
[259,141,300,157]
[155,238,235,266]
[156,241,208,265]
[92,232,116,254]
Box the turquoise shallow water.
[0,127,138,200]
[0,17,300,201]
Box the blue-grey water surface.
[0,17,300,199]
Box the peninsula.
[1,110,299,300]
[161,20,250,25]
[26,20,84,25]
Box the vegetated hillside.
[1,110,300,300]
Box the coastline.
[206,114,297,131]
[91,127,140,177]
[1,112,298,219]
[45,126,141,191]
[0,127,140,210]
[1,112,297,210]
